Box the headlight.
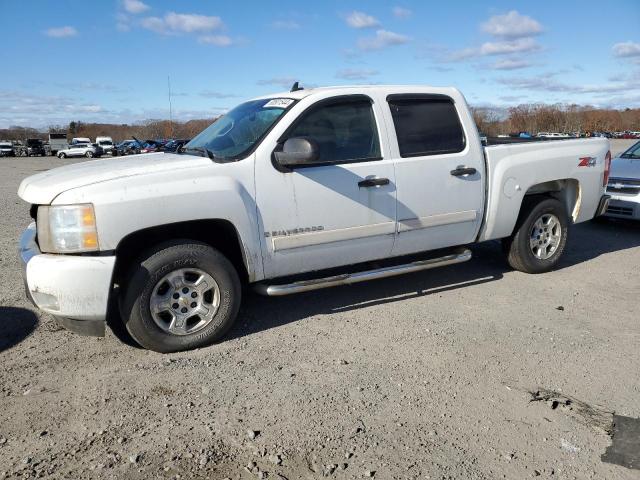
[37,204,99,253]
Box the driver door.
[254,94,397,279]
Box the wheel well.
[523,179,580,222]
[112,219,249,286]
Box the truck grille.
[607,205,634,216]
[607,177,640,195]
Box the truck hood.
[610,156,640,180]
[18,152,210,204]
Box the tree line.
[472,104,640,137]
[0,118,219,143]
[2,104,640,143]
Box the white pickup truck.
[18,85,611,352]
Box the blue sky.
[1,0,639,128]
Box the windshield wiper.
[183,146,224,162]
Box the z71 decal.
[578,156,596,167]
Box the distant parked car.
[16,138,47,157]
[0,142,16,157]
[57,143,102,159]
[604,140,640,220]
[139,140,167,154]
[537,132,571,139]
[114,140,143,156]
[621,131,640,139]
[162,139,190,153]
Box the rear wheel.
[85,151,94,158]
[120,241,241,353]
[503,197,569,273]
[58,152,66,158]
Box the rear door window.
[387,96,465,157]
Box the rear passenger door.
[385,94,484,256]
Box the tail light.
[603,150,611,187]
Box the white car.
[0,142,16,157]
[605,140,640,220]
[57,143,101,159]
[18,84,611,352]
[537,132,570,139]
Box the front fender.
[52,161,263,281]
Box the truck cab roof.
[252,84,463,102]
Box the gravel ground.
[0,140,639,479]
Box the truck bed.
[479,137,610,242]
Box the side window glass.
[388,97,465,157]
[287,99,381,163]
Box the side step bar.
[255,248,472,296]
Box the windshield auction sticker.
[264,98,294,109]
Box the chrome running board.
[255,248,472,296]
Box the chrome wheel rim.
[530,213,562,260]
[149,268,220,336]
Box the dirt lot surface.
[1,140,639,479]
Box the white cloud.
[140,16,165,33]
[612,41,640,58]
[486,58,532,70]
[142,12,223,35]
[199,91,238,99]
[257,77,299,89]
[357,29,409,51]
[449,38,540,61]
[198,35,233,47]
[481,11,542,39]
[497,73,640,101]
[271,20,301,30]
[393,7,412,19]
[44,26,77,38]
[165,12,223,33]
[345,11,380,29]
[122,0,149,14]
[336,68,379,80]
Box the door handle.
[358,177,390,188]
[450,166,477,177]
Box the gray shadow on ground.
[0,307,39,352]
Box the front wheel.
[58,152,66,158]
[85,151,94,158]
[120,241,241,353]
[503,197,569,274]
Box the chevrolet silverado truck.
[18,85,612,353]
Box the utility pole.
[168,75,173,138]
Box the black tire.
[85,151,93,158]
[58,153,66,158]
[503,197,569,274]
[120,241,241,353]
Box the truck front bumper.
[19,222,115,336]
[603,196,640,220]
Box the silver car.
[57,143,102,159]
[605,141,640,220]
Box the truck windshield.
[184,98,295,160]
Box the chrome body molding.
[398,210,478,232]
[271,221,395,251]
